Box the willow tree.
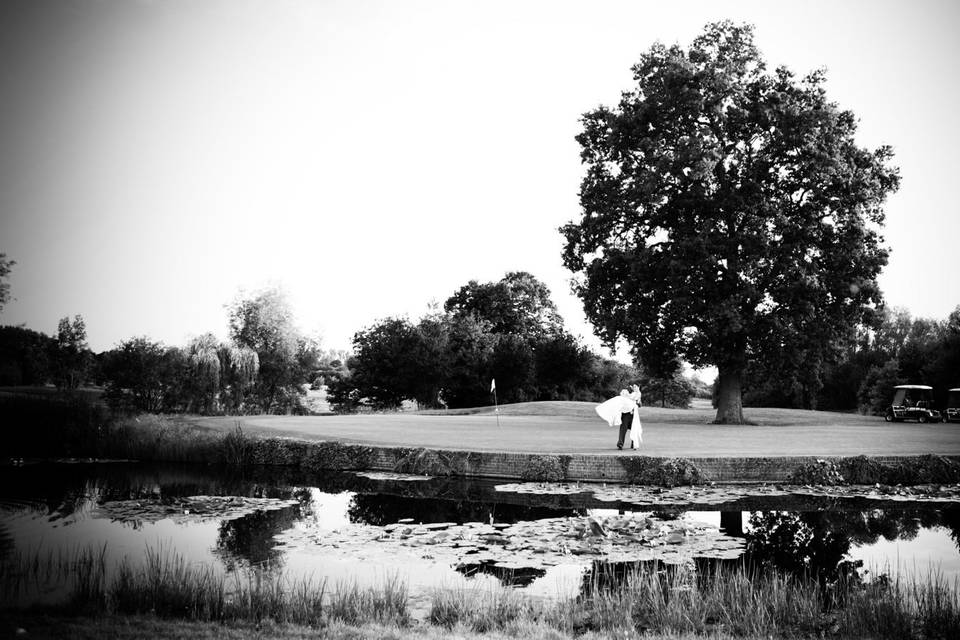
[185,333,222,414]
[228,286,301,413]
[219,343,259,414]
[561,22,899,423]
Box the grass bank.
[4,393,959,485]
[0,614,796,640]
[2,544,957,639]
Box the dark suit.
[616,411,633,448]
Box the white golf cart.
[884,384,942,423]
[945,388,960,423]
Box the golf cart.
[945,388,960,423]
[885,385,942,423]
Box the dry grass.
[0,613,785,640]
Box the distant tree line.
[0,287,331,415]
[741,306,960,414]
[0,269,653,415]
[326,272,641,411]
[0,315,95,391]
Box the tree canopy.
[0,253,13,315]
[329,272,637,411]
[561,21,899,423]
[53,315,91,390]
[227,286,307,413]
[444,271,565,341]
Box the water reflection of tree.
[0,462,307,522]
[215,503,302,569]
[456,561,546,587]
[347,493,578,526]
[574,508,960,598]
[744,508,951,585]
[213,488,312,569]
[942,507,960,550]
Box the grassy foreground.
[3,545,958,639]
[0,613,797,640]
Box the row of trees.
[1,254,680,415]
[100,288,330,414]
[0,285,333,414]
[742,305,960,415]
[327,272,643,411]
[0,316,95,391]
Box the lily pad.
[93,495,299,524]
[354,471,434,482]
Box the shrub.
[898,454,960,484]
[302,442,374,471]
[619,456,706,487]
[393,448,456,476]
[790,459,845,485]
[840,455,888,484]
[837,455,960,486]
[520,455,566,482]
[1,392,112,458]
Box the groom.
[616,389,637,450]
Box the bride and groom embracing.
[595,384,643,450]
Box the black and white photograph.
[1,1,959,638]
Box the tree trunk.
[714,364,745,424]
[719,511,744,537]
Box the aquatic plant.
[248,437,310,466]
[900,454,960,485]
[221,422,251,465]
[618,457,707,487]
[3,542,959,637]
[837,569,960,639]
[841,454,889,484]
[429,584,535,632]
[327,575,409,626]
[821,455,960,486]
[392,448,457,476]
[111,545,225,619]
[302,441,375,471]
[789,458,845,485]
[110,414,224,463]
[520,455,566,482]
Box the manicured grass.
[183,402,960,458]
[418,399,884,427]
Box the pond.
[1,462,959,614]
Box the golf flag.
[490,378,496,392]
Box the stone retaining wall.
[320,441,959,484]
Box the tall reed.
[328,574,409,626]
[0,544,407,628]
[837,569,960,639]
[429,583,534,632]
[3,543,959,638]
[110,544,225,619]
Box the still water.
[1,462,958,609]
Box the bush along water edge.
[791,454,960,486]
[617,456,708,487]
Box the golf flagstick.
[491,378,500,428]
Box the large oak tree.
[561,22,899,423]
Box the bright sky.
[1,0,958,369]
